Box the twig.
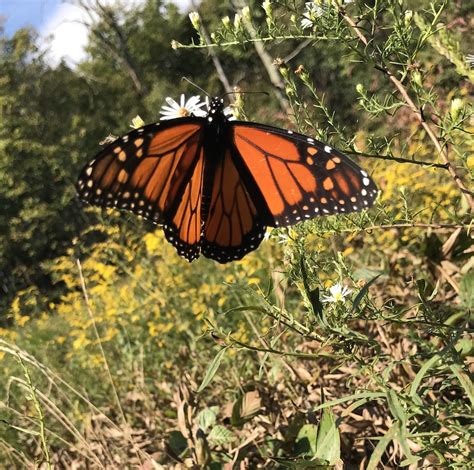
[192,2,233,95]
[348,151,450,169]
[78,0,146,98]
[76,259,144,465]
[243,311,298,380]
[16,356,52,470]
[336,3,474,211]
[283,38,313,63]
[234,0,292,114]
[353,222,470,233]
[176,34,322,48]
[229,335,329,360]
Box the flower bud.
[404,10,413,25]
[262,0,272,18]
[221,16,231,28]
[188,11,201,31]
[242,6,251,22]
[233,13,242,29]
[450,98,463,120]
[130,115,145,129]
[412,70,422,87]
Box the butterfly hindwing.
[231,122,378,227]
[201,148,266,263]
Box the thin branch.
[192,2,233,95]
[336,4,474,211]
[283,38,313,63]
[233,0,292,114]
[76,259,144,465]
[348,151,450,169]
[176,34,323,48]
[78,0,146,98]
[348,222,471,233]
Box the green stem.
[17,355,52,470]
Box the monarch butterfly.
[76,96,378,263]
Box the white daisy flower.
[223,105,237,121]
[321,283,352,303]
[263,227,274,241]
[301,1,353,29]
[466,54,474,68]
[301,1,325,29]
[159,94,207,120]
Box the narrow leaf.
[352,274,381,312]
[409,354,441,400]
[197,346,228,393]
[366,424,397,470]
[450,364,474,407]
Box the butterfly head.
[208,97,225,116]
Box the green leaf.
[270,457,331,468]
[353,268,384,281]
[197,347,228,393]
[386,390,419,465]
[315,407,340,465]
[387,389,407,428]
[460,271,474,307]
[208,425,236,445]
[168,430,188,457]
[198,407,218,431]
[352,274,381,312]
[409,354,441,400]
[295,424,318,456]
[450,364,474,407]
[366,424,397,470]
[1,420,40,436]
[312,392,386,412]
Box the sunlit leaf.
[197,347,228,393]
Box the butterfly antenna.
[223,90,270,97]
[181,77,210,98]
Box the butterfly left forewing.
[231,123,378,227]
[76,119,205,225]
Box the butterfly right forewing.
[231,122,378,227]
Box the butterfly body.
[77,97,378,263]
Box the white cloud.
[40,0,196,66]
[174,0,194,10]
[41,3,89,66]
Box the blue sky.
[1,0,193,64]
[1,0,62,36]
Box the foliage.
[0,0,472,468]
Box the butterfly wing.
[231,122,378,226]
[201,147,267,263]
[76,118,206,260]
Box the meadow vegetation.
[0,0,472,468]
